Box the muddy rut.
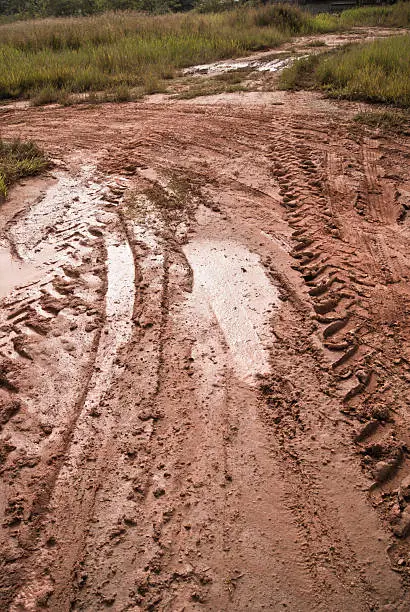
[1,86,410,611]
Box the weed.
[279,34,410,107]
[174,77,246,99]
[0,173,6,199]
[111,84,132,102]
[213,67,252,83]
[278,54,319,91]
[353,111,409,132]
[0,139,48,200]
[30,84,68,106]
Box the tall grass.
[0,140,48,200]
[337,2,410,28]
[279,34,410,107]
[0,9,295,100]
[0,3,409,102]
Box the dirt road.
[1,81,410,611]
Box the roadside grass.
[279,54,320,91]
[31,84,69,106]
[353,110,410,132]
[170,66,253,99]
[279,34,410,107]
[0,139,49,200]
[336,2,410,28]
[213,67,252,83]
[308,39,327,47]
[0,2,410,103]
[37,85,148,106]
[174,80,247,99]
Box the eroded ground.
[1,45,410,611]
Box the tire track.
[269,116,410,570]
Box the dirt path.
[1,83,410,611]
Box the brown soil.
[1,81,410,611]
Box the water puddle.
[81,231,135,415]
[183,56,293,76]
[0,245,40,298]
[183,238,279,384]
[0,168,135,395]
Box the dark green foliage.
[252,4,305,32]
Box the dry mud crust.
[0,91,410,611]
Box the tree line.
[0,0,248,16]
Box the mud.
[183,237,276,383]
[183,57,293,76]
[1,31,410,611]
[0,246,38,298]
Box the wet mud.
[183,237,277,383]
[1,36,410,610]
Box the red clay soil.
[1,90,410,611]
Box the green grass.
[0,140,48,200]
[353,110,410,132]
[279,54,320,91]
[0,3,410,103]
[336,2,410,28]
[308,39,327,47]
[279,34,410,107]
[0,9,292,101]
[173,66,252,98]
[175,81,247,99]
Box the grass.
[0,140,48,200]
[308,39,327,47]
[0,2,410,103]
[279,34,410,107]
[335,3,410,29]
[172,66,252,98]
[279,54,320,91]
[175,80,247,99]
[353,110,410,132]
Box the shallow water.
[81,232,135,416]
[183,238,279,384]
[0,245,39,298]
[183,56,293,76]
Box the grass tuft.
[278,54,319,91]
[0,139,49,200]
[353,110,409,131]
[30,84,68,106]
[309,39,327,47]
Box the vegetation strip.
[0,2,410,103]
[279,33,410,107]
[0,140,48,200]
